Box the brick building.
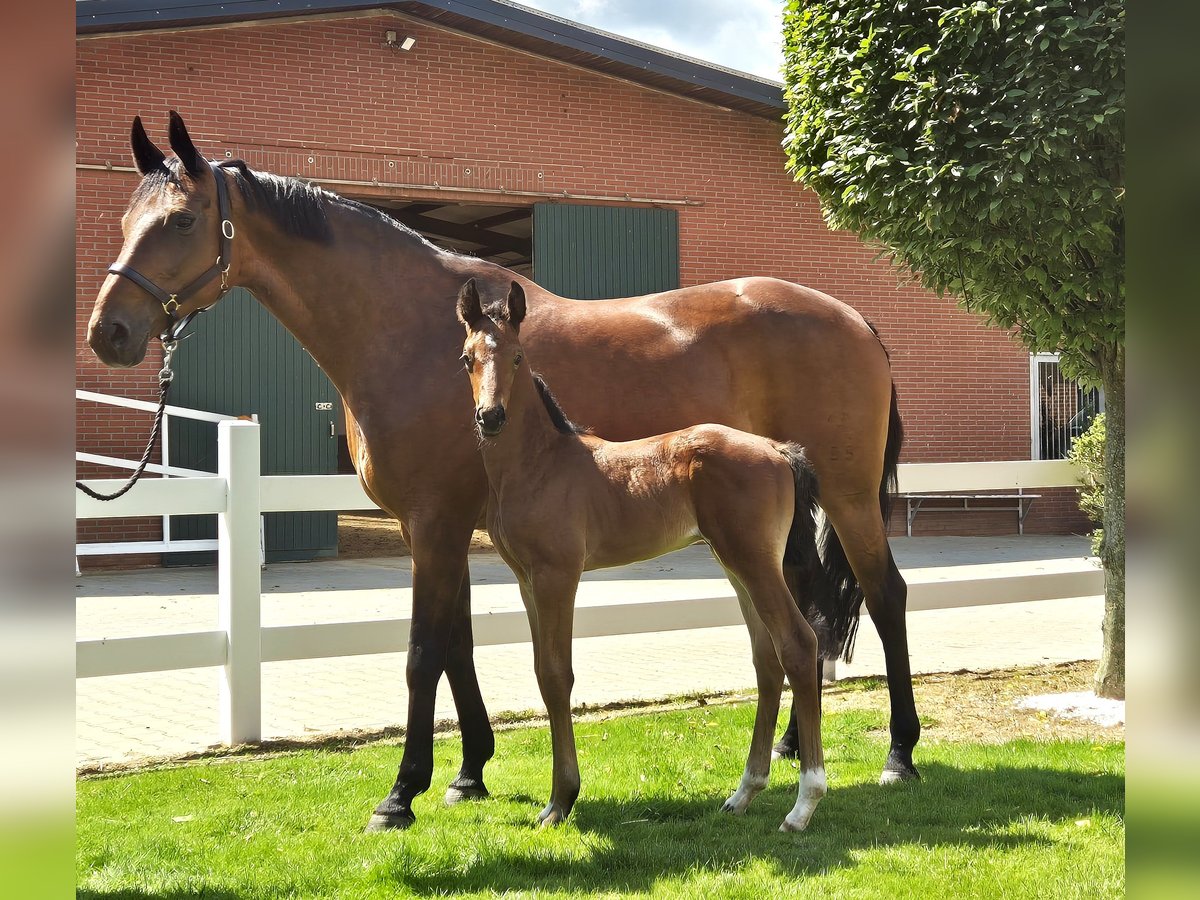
[76,0,1092,562]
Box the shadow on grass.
[375,761,1124,895]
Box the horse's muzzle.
[475,406,506,436]
[87,316,149,368]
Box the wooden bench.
[900,491,1041,536]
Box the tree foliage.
[781,0,1124,381]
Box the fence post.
[217,419,262,745]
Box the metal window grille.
[1029,353,1104,460]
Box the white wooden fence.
[76,420,1101,746]
[75,389,245,559]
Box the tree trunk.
[1094,343,1124,699]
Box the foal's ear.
[505,281,526,328]
[168,110,205,178]
[457,278,484,328]
[130,116,166,175]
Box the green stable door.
[166,288,339,565]
[533,203,679,299]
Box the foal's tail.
[778,444,840,654]
[818,369,905,662]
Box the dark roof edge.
[75,0,786,113]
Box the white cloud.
[514,0,784,81]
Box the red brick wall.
[76,14,1090,557]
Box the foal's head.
[457,278,527,437]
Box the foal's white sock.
[780,767,826,832]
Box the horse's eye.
[175,214,196,231]
[460,354,473,371]
[513,353,523,368]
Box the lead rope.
[76,339,178,501]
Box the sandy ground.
[337,512,493,558]
[824,659,1125,745]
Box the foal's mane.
[132,157,445,251]
[531,373,590,436]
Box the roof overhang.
[76,0,786,120]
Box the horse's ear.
[505,281,526,328]
[167,110,205,177]
[130,116,166,175]
[457,278,483,328]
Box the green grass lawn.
[77,703,1124,899]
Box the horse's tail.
[778,444,840,654]
[818,360,904,662]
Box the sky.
[513,0,785,82]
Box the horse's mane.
[219,160,337,242]
[531,373,590,436]
[133,157,446,251]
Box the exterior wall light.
[385,31,416,50]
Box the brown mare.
[457,278,831,831]
[85,113,917,831]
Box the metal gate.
[533,203,679,299]
[166,288,339,564]
[1030,353,1104,460]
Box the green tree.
[782,0,1124,697]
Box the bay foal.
[458,279,829,832]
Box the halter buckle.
[222,219,236,240]
[218,256,231,292]
[162,296,180,317]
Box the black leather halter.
[107,158,235,341]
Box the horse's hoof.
[772,740,798,761]
[444,780,489,806]
[880,751,921,785]
[720,797,747,816]
[365,811,415,832]
[778,817,809,833]
[537,804,568,827]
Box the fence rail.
[75,389,246,562]
[76,420,1101,746]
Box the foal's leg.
[774,553,829,761]
[443,564,496,805]
[727,561,826,832]
[367,520,473,831]
[720,575,784,816]
[773,659,824,761]
[824,496,920,784]
[528,569,582,826]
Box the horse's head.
[457,278,527,437]
[87,112,233,367]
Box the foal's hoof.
[720,797,748,816]
[444,779,490,806]
[365,810,416,832]
[879,750,921,785]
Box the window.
[1030,353,1104,460]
